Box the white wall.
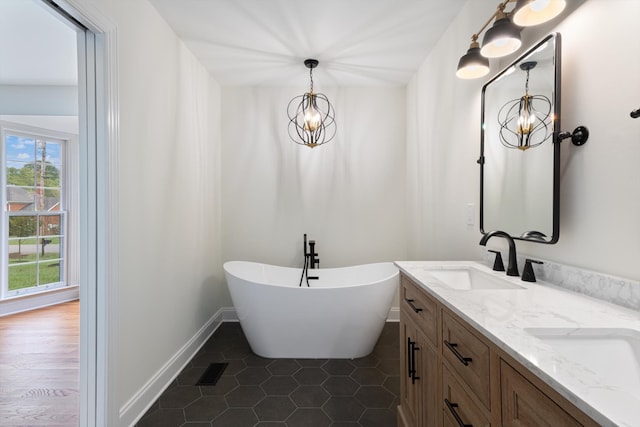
[408,0,640,281]
[74,0,225,419]
[0,85,78,115]
[221,86,407,269]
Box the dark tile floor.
[136,322,399,427]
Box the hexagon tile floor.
[136,322,399,427]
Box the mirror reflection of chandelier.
[497,61,552,150]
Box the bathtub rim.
[223,260,399,289]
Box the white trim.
[221,307,239,322]
[120,308,228,427]
[0,285,79,317]
[387,306,400,322]
[46,1,120,426]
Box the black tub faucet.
[308,239,320,269]
[479,230,519,277]
[300,234,319,287]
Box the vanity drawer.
[442,311,491,410]
[443,364,491,427]
[400,275,438,347]
[501,360,583,427]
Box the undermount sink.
[525,327,640,396]
[422,266,524,290]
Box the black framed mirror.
[480,33,561,244]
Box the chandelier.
[287,59,336,148]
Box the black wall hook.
[557,126,589,146]
[631,108,640,119]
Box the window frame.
[1,121,78,300]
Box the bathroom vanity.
[396,261,640,427]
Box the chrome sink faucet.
[479,230,519,277]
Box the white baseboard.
[121,305,398,426]
[121,307,228,427]
[387,306,400,322]
[0,286,80,317]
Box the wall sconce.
[287,59,336,148]
[497,61,552,150]
[557,126,589,146]
[457,0,566,79]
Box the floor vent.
[195,363,228,386]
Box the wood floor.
[0,301,79,427]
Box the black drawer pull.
[444,340,472,366]
[405,298,423,313]
[445,399,473,427]
[407,338,420,383]
[407,338,413,378]
[410,340,420,384]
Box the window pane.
[41,215,63,237]
[9,215,37,236]
[39,260,61,286]
[8,263,37,291]
[8,236,37,267]
[40,236,63,261]
[44,141,62,166]
[6,186,36,211]
[6,136,36,187]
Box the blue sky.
[5,134,62,171]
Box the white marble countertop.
[395,260,640,427]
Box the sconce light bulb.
[456,41,490,79]
[531,0,551,12]
[513,0,566,27]
[480,15,522,58]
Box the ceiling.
[0,0,467,88]
[0,0,78,86]
[147,0,467,87]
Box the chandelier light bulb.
[517,97,537,135]
[303,97,321,132]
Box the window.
[2,123,77,298]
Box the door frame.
[44,1,120,425]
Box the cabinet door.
[501,361,583,427]
[400,314,439,427]
[400,317,420,426]
[417,328,438,427]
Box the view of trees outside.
[5,134,64,292]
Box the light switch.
[466,203,475,226]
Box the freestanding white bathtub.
[223,261,399,359]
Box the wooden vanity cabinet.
[397,272,599,427]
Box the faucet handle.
[521,259,543,282]
[488,250,505,272]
